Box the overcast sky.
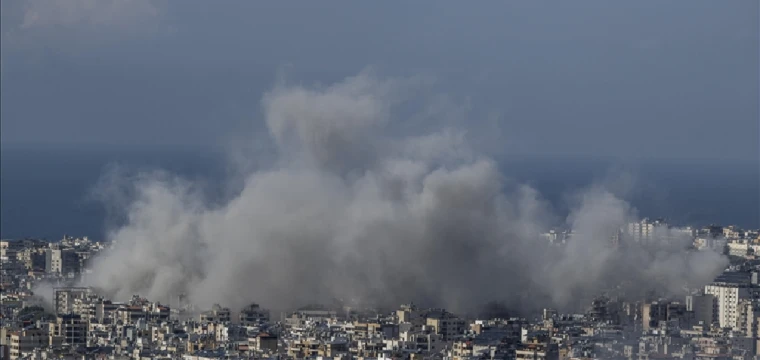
[1,0,757,161]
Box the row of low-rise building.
[5,227,760,359]
[541,221,760,251]
[6,289,760,359]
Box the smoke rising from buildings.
[82,71,728,315]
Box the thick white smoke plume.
[84,71,727,314]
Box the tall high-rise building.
[705,272,760,330]
[45,248,62,274]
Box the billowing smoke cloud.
[29,281,57,312]
[83,71,727,315]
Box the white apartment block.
[627,218,667,243]
[705,282,760,330]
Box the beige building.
[737,300,760,338]
[515,342,559,360]
[1,241,24,263]
[7,328,48,360]
[0,240,9,259]
[396,303,426,331]
[426,314,466,341]
[727,241,750,257]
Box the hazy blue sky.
[1,1,757,161]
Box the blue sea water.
[1,144,758,240]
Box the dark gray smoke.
[83,71,727,314]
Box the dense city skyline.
[3,220,760,359]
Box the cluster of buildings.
[1,236,105,289]
[2,224,760,360]
[718,227,760,259]
[540,219,760,253]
